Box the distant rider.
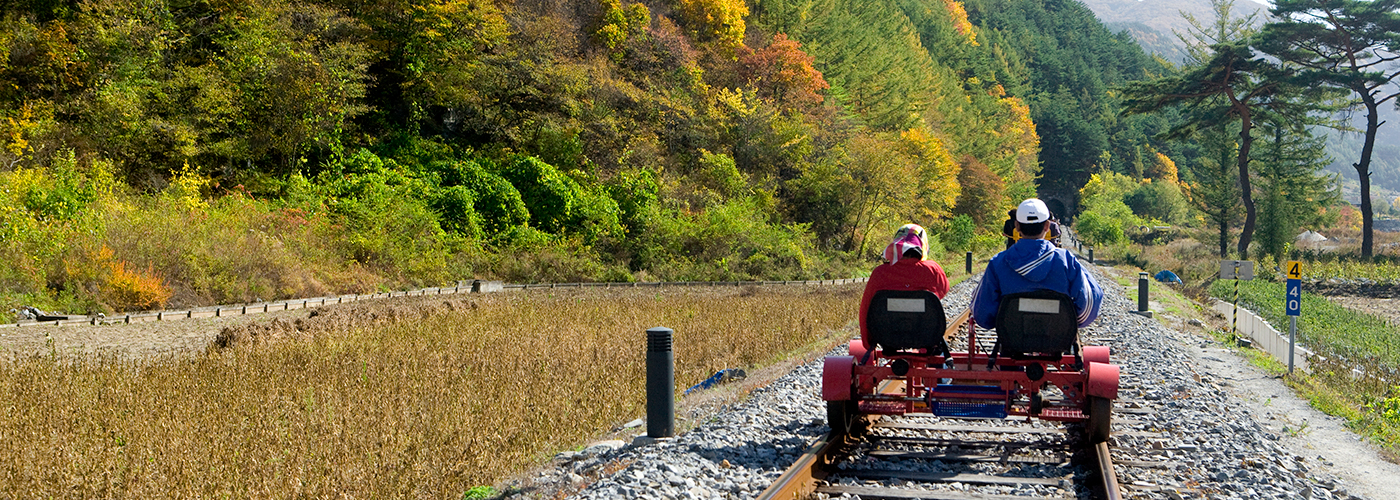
[859,224,950,344]
[972,199,1102,330]
[1003,208,1062,248]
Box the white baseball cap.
[1016,198,1050,223]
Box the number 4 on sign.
[1286,260,1302,280]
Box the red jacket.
[859,259,949,347]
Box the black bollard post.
[646,327,675,438]
[1133,272,1153,318]
[1088,248,1094,263]
[965,252,972,274]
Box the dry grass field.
[0,284,861,498]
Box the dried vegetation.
[0,285,860,497]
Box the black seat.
[994,289,1078,358]
[866,289,948,355]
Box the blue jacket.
[971,239,1103,329]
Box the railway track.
[758,417,1124,499]
[759,309,1127,500]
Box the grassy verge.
[1206,279,1400,459]
[0,285,861,497]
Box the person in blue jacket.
[971,198,1103,330]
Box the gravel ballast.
[552,263,1369,499]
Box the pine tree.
[1252,119,1339,263]
[1257,0,1400,258]
[1184,125,1243,258]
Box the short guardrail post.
[1132,272,1153,318]
[647,327,675,438]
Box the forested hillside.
[958,0,1182,216]
[0,0,1166,314]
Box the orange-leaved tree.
[951,155,1005,227]
[740,34,829,111]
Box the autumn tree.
[951,155,1003,226]
[898,127,961,221]
[740,34,830,111]
[676,0,749,51]
[842,133,919,256]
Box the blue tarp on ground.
[684,368,747,395]
[1154,270,1182,283]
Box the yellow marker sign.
[1286,260,1302,280]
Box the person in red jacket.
[858,224,950,348]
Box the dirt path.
[1190,340,1400,500]
[0,308,289,358]
[0,293,492,358]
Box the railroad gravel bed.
[560,264,1363,500]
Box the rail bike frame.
[822,316,1120,440]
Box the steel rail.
[752,430,844,500]
[756,308,972,500]
[1096,441,1123,500]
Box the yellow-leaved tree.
[899,128,961,222]
[676,0,749,52]
[941,0,979,46]
[1145,150,1180,185]
[844,133,919,256]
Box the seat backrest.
[994,289,1077,356]
[866,289,947,353]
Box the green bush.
[1125,180,1189,225]
[694,150,747,200]
[431,186,485,239]
[454,160,529,237]
[630,196,816,280]
[19,151,99,222]
[494,225,555,251]
[945,214,975,253]
[606,168,658,234]
[1076,210,1125,246]
[496,155,577,233]
[568,183,624,243]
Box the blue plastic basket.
[930,384,1008,419]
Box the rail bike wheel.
[1085,396,1111,443]
[827,400,864,436]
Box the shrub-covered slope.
[0,0,1165,313]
